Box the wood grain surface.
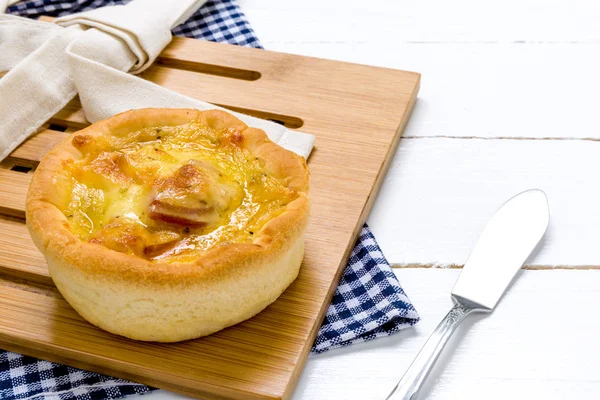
[0,35,420,400]
[0,169,29,219]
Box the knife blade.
[452,189,550,310]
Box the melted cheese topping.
[62,121,298,263]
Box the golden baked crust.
[26,108,309,342]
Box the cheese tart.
[26,108,309,342]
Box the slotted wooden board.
[0,34,419,400]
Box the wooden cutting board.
[0,34,419,400]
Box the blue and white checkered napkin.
[313,225,419,353]
[3,1,419,399]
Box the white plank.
[240,1,600,140]
[367,137,600,267]
[294,269,600,399]
[240,0,600,43]
[136,269,600,399]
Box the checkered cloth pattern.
[313,225,420,353]
[3,1,419,398]
[0,352,149,399]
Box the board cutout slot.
[10,165,32,173]
[49,117,88,130]
[156,58,261,81]
[48,123,68,132]
[216,104,304,129]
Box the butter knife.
[385,189,550,400]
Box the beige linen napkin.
[0,0,19,14]
[0,0,315,161]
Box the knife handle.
[385,301,477,400]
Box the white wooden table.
[143,1,600,398]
